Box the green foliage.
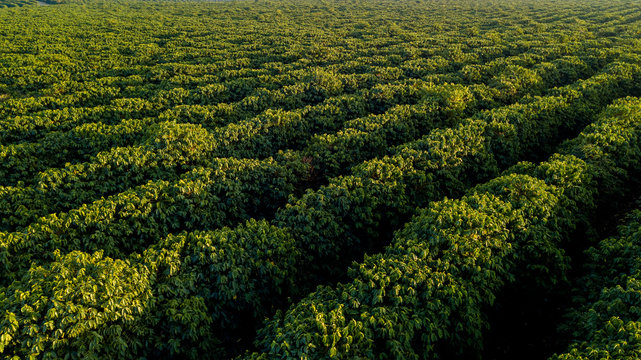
[0,250,153,359]
[141,220,301,358]
[0,0,34,8]
[0,155,310,284]
[550,208,641,360]
[1,0,641,358]
[246,97,641,358]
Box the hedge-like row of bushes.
[0,97,158,144]
[244,96,641,359]
[0,84,367,187]
[0,68,399,184]
[0,46,380,144]
[0,58,622,281]
[0,54,621,263]
[2,8,546,145]
[2,24,625,189]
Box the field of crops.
[1,0,641,358]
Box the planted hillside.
[1,0,641,359]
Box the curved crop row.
[0,79,371,187]
[1,2,552,145]
[244,96,641,359]
[0,56,614,275]
[276,61,641,281]
[0,54,618,254]
[0,56,626,292]
[0,48,362,143]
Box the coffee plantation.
[1,0,641,358]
